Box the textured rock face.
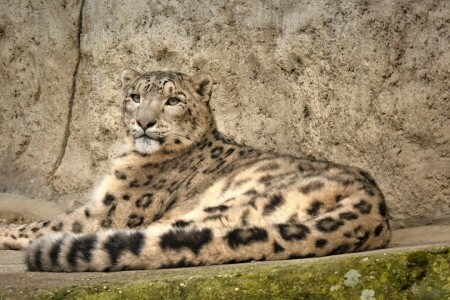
[0,0,448,228]
[0,1,81,198]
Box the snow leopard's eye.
[131,94,140,103]
[166,98,180,106]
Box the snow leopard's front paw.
[0,224,30,250]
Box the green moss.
[2,246,448,300]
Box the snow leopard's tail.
[26,201,390,272]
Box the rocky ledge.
[0,244,448,299]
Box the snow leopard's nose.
[137,119,156,130]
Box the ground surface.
[0,237,448,299]
[0,193,449,299]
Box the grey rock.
[0,0,448,228]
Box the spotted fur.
[0,69,391,272]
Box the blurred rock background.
[0,0,448,228]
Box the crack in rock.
[48,0,85,183]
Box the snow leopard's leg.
[0,173,137,250]
[0,200,104,250]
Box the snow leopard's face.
[121,69,214,154]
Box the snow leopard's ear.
[121,68,141,89]
[191,72,213,102]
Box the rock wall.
[0,0,448,228]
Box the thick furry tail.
[26,207,390,272]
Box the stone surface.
[0,1,82,199]
[0,244,448,299]
[0,193,65,226]
[0,0,449,228]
